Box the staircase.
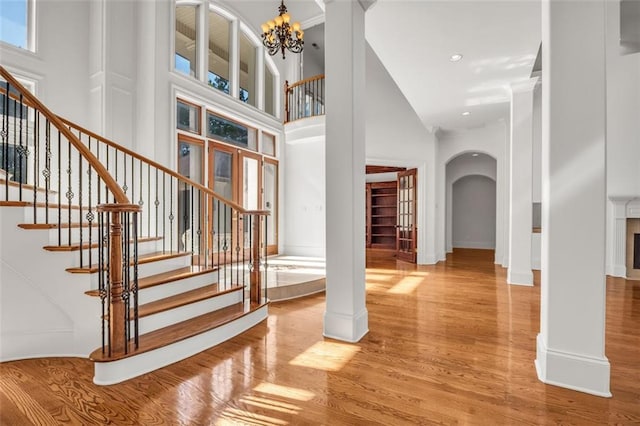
[0,66,269,385]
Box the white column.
[535,0,610,396]
[507,78,538,285]
[323,0,369,342]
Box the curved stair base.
[93,304,268,385]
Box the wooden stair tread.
[44,236,162,252]
[0,201,84,210]
[135,283,242,318]
[84,266,219,296]
[90,301,266,362]
[18,222,99,230]
[66,251,192,274]
[138,265,218,290]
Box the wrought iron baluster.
[78,150,83,266]
[57,131,61,245]
[138,160,143,236]
[67,138,73,246]
[17,93,24,199]
[154,168,159,240]
[169,178,174,253]
[132,210,139,349]
[147,164,151,238]
[264,215,268,303]
[87,136,94,267]
[216,199,221,286]
[33,111,39,222]
[190,185,194,259]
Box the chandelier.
[261,0,304,60]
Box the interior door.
[397,169,417,263]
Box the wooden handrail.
[0,66,130,205]
[57,117,269,216]
[286,74,325,92]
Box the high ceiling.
[229,0,541,133]
[366,1,541,132]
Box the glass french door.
[263,158,278,254]
[209,143,237,259]
[397,169,417,263]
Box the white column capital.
[324,0,377,12]
[510,77,540,95]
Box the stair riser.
[89,253,193,288]
[138,272,220,305]
[23,206,92,224]
[1,185,59,204]
[136,289,244,335]
[54,239,161,266]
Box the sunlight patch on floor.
[387,275,426,294]
[240,395,300,414]
[216,407,289,425]
[253,382,315,402]
[289,341,360,372]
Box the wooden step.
[90,301,266,362]
[44,236,162,252]
[66,251,192,274]
[134,283,241,319]
[18,222,99,230]
[84,265,218,297]
[0,200,83,210]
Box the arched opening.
[452,175,496,249]
[445,152,497,253]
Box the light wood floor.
[1,249,639,425]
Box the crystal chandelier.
[261,0,304,60]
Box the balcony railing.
[284,74,325,123]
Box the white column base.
[507,269,534,286]
[535,334,611,397]
[606,263,626,278]
[323,308,369,343]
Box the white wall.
[605,0,640,275]
[365,43,438,264]
[437,123,508,264]
[0,1,91,125]
[452,175,497,249]
[445,153,497,252]
[283,118,326,257]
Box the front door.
[397,169,417,263]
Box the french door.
[397,169,417,263]
[209,141,278,256]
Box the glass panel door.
[209,143,236,257]
[264,159,278,253]
[177,139,204,252]
[397,169,417,263]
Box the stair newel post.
[98,203,142,356]
[250,213,262,304]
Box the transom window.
[0,0,33,51]
[173,1,279,117]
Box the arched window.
[173,1,280,118]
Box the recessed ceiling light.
[471,153,479,157]
[462,111,470,116]
[450,54,463,62]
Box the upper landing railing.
[284,74,325,124]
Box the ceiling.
[228,0,541,133]
[366,1,541,132]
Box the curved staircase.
[0,66,269,384]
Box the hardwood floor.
[1,249,639,425]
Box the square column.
[323,0,369,342]
[507,78,539,285]
[535,0,610,397]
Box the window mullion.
[197,1,208,83]
[229,19,240,99]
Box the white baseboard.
[535,333,611,397]
[507,269,534,286]
[323,308,369,342]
